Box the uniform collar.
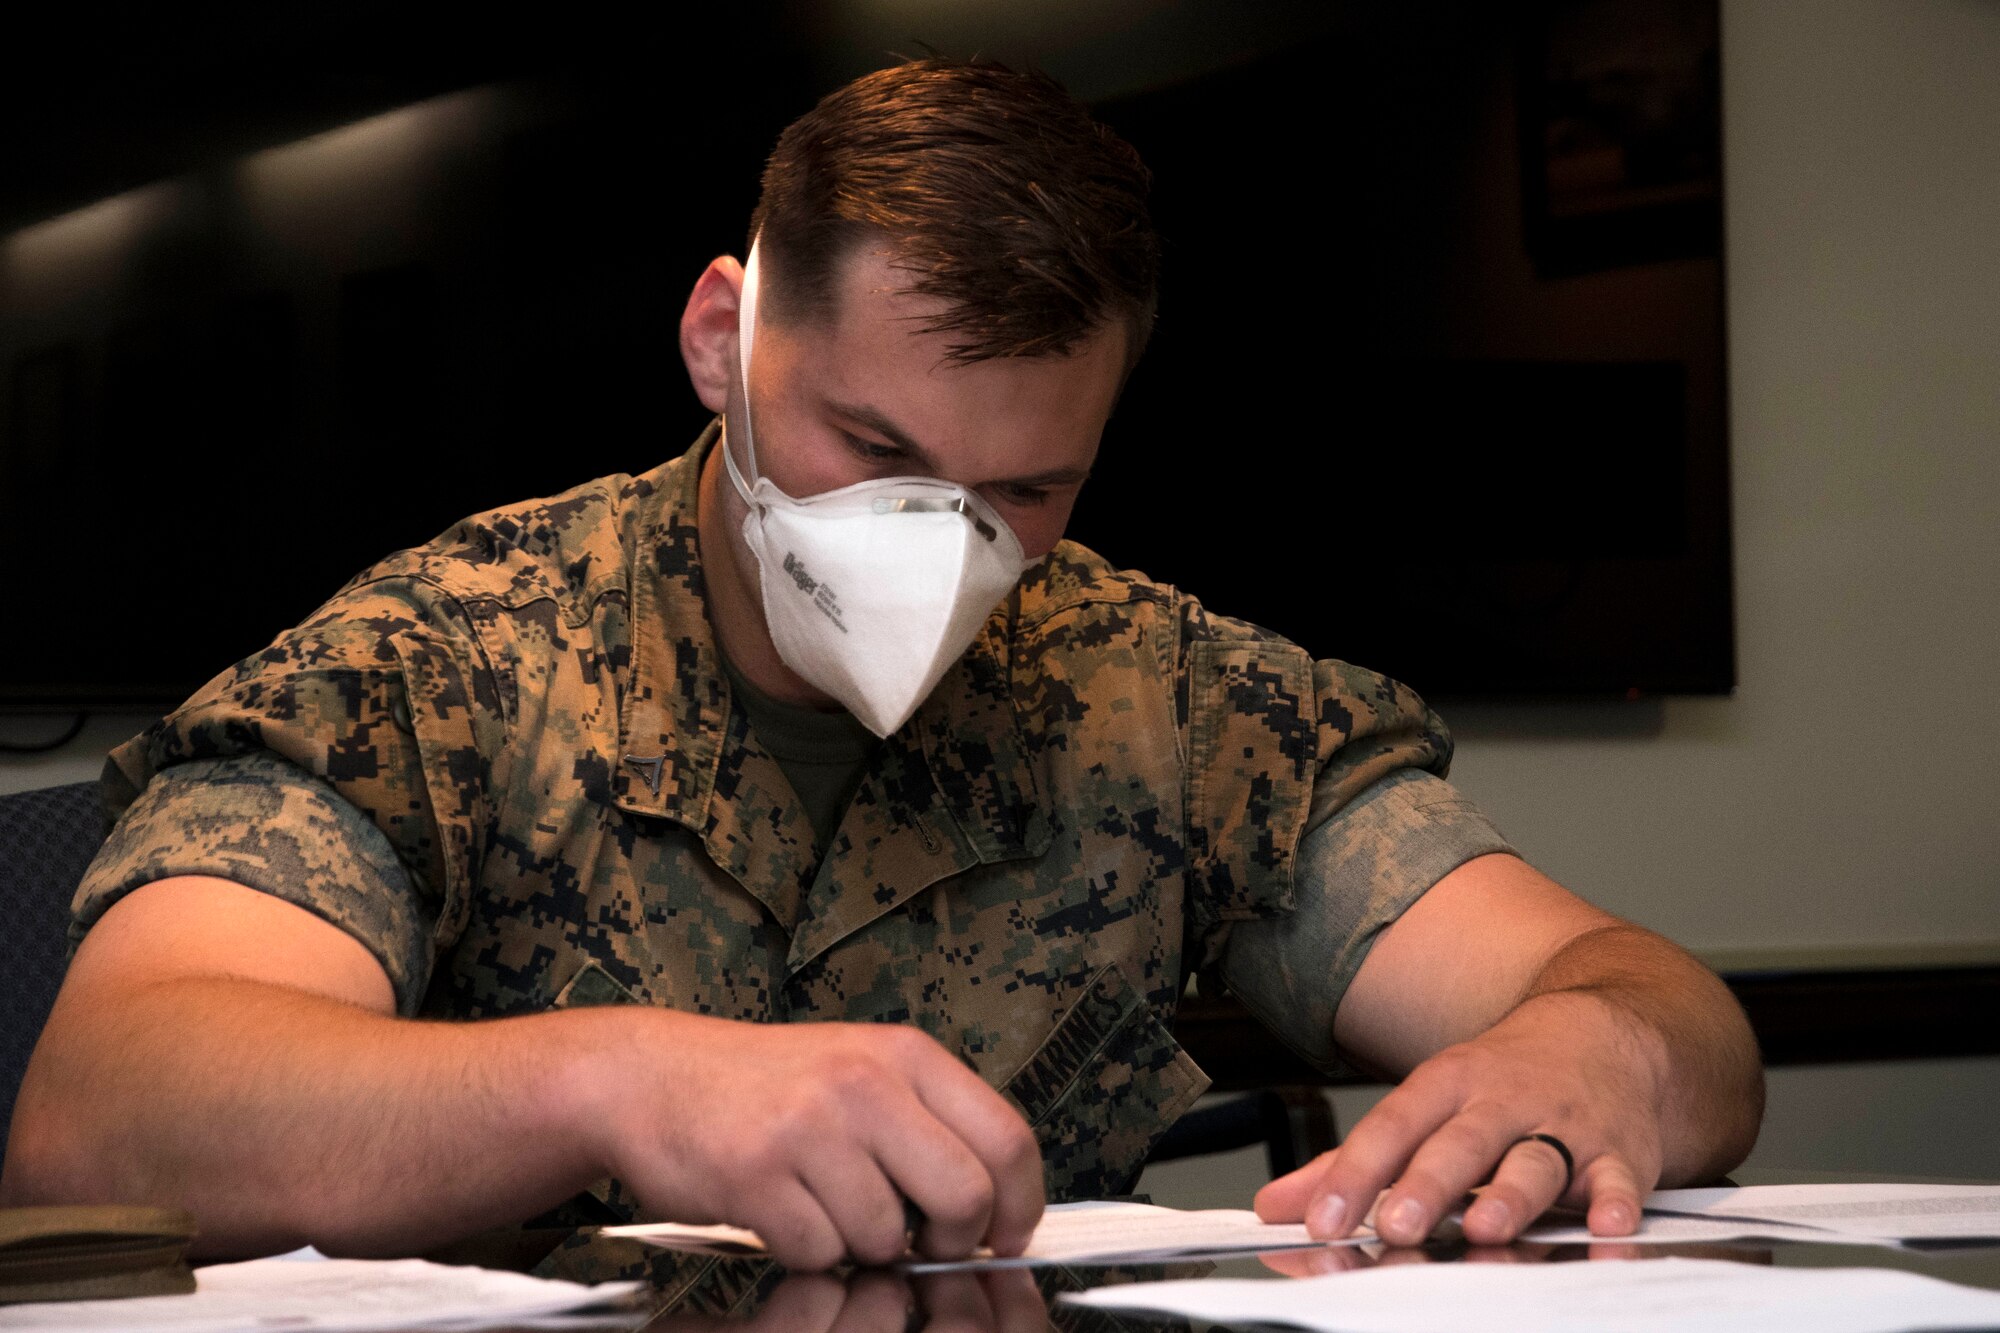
[611,422,1051,928]
[610,420,727,824]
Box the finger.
[1303,1075,1465,1241]
[1369,1099,1525,1246]
[742,1175,848,1272]
[899,1042,1045,1255]
[828,1271,919,1333]
[1461,1134,1573,1246]
[979,1268,1051,1333]
[863,1089,1001,1261]
[1462,1244,1540,1264]
[913,1270,997,1332]
[1252,1149,1339,1223]
[1581,1154,1644,1237]
[1259,1245,1372,1278]
[738,1273,850,1333]
[799,1145,916,1267]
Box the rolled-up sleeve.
[71,576,507,1016]
[72,751,438,1013]
[1217,768,1515,1074]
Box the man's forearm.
[1,977,618,1258]
[4,968,1049,1270]
[1517,922,1764,1184]
[1262,856,1764,1245]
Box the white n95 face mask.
[722,240,1032,738]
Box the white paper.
[606,1200,1370,1269]
[909,1201,1369,1270]
[1645,1183,2000,1242]
[598,1219,767,1256]
[1521,1212,1904,1249]
[1061,1255,2000,1332]
[0,1254,646,1332]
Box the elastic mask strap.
[724,239,764,506]
[721,418,757,505]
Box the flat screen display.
[0,1,1728,707]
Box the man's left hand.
[1250,853,1760,1246]
[1254,988,1666,1245]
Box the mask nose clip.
[960,499,999,543]
[869,495,1000,543]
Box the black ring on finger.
[1511,1133,1575,1197]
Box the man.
[2,59,1762,1271]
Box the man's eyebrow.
[830,400,1093,487]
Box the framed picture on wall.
[1520,0,1722,276]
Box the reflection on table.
[519,1223,2000,1332]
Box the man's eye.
[998,486,1051,507]
[842,432,901,463]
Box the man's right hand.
[2,875,1042,1270]
[581,1013,1045,1270]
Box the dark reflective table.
[519,1219,2000,1331]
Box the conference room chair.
[0,780,106,1165]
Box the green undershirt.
[719,651,878,851]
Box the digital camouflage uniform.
[75,422,1511,1215]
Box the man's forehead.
[774,246,1100,371]
[810,243,1118,361]
[822,244,956,338]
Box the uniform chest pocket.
[1000,963,1210,1202]
[550,958,642,1010]
[543,959,645,1225]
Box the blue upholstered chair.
[0,781,107,1165]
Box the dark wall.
[2,2,1730,706]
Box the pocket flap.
[551,959,641,1009]
[1002,964,1209,1201]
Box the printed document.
[1644,1183,2000,1242]
[1061,1255,2000,1332]
[1521,1212,1901,1248]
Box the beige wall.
[1445,0,2000,965]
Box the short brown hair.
[748,57,1159,368]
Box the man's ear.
[681,255,745,416]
